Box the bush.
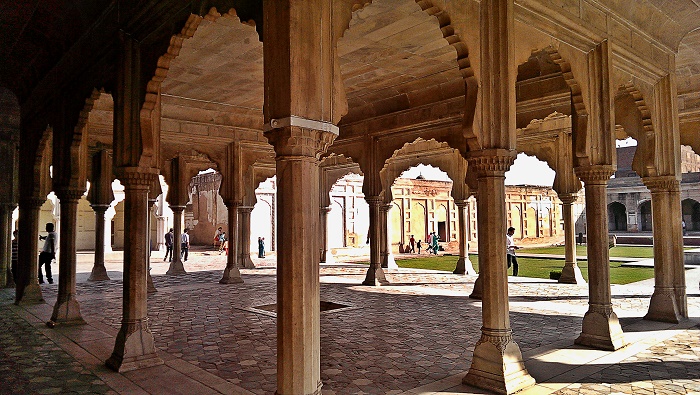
[549,271,562,280]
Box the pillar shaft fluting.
[574,166,624,350]
[220,201,243,284]
[106,171,162,372]
[146,198,157,293]
[15,197,45,305]
[319,206,330,263]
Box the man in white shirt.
[506,226,520,276]
[38,223,57,284]
[181,228,190,261]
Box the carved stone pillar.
[380,203,397,269]
[265,124,336,395]
[0,203,14,287]
[166,205,186,275]
[146,197,157,293]
[220,201,243,284]
[49,189,85,325]
[643,176,685,322]
[558,193,585,284]
[574,166,625,350]
[454,200,476,275]
[463,151,535,394]
[238,206,255,269]
[469,193,482,300]
[363,196,389,285]
[319,206,331,263]
[106,170,163,372]
[15,197,45,305]
[88,205,110,281]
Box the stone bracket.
[264,116,339,135]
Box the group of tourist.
[405,232,440,254]
[163,228,190,262]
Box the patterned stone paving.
[4,250,700,394]
[0,302,113,395]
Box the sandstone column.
[50,189,85,325]
[106,170,162,371]
[265,127,337,394]
[107,30,162,372]
[0,204,14,287]
[87,149,114,281]
[220,201,243,284]
[463,152,535,393]
[238,206,255,269]
[15,197,45,305]
[319,206,331,263]
[166,205,186,274]
[146,195,157,293]
[454,200,476,275]
[558,193,585,284]
[469,192,483,299]
[574,166,625,350]
[88,205,110,281]
[363,196,389,285]
[643,176,684,322]
[381,203,397,269]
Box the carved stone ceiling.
[676,29,700,116]
[337,0,463,124]
[161,14,264,113]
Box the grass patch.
[390,254,655,285]
[519,245,659,258]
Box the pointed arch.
[615,83,656,177]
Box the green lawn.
[518,245,661,258]
[389,254,655,285]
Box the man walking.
[409,235,415,253]
[506,226,520,276]
[38,223,56,284]
[181,228,190,261]
[164,228,174,262]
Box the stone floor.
[1,248,700,394]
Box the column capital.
[557,193,578,205]
[575,165,614,185]
[364,196,382,205]
[238,206,254,213]
[54,188,85,202]
[642,175,680,193]
[264,125,337,158]
[466,149,516,176]
[90,204,110,212]
[170,205,186,213]
[224,200,242,209]
[320,206,332,214]
[116,168,159,189]
[454,199,469,208]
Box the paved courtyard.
[1,249,700,394]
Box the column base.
[469,274,483,299]
[362,266,389,286]
[275,381,322,395]
[386,253,398,270]
[147,273,157,293]
[166,259,187,275]
[88,264,110,281]
[644,288,681,323]
[558,262,586,284]
[463,329,536,395]
[575,305,626,351]
[50,296,86,326]
[219,266,244,284]
[16,282,44,305]
[242,255,256,269]
[106,318,163,372]
[454,256,477,275]
[322,251,335,264]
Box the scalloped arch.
[616,83,656,177]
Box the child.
[416,240,422,254]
